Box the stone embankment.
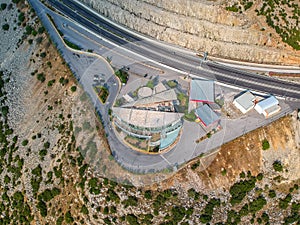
[80,0,300,65]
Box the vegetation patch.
[94,85,109,103]
[63,38,82,50]
[262,139,270,150]
[115,69,129,84]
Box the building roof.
[160,126,181,149]
[233,91,255,111]
[256,96,279,111]
[123,89,177,107]
[265,104,281,115]
[195,104,220,127]
[113,107,183,128]
[190,79,214,103]
[138,87,153,98]
[154,82,167,94]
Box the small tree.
[273,161,283,172]
[262,139,270,150]
[2,24,9,31]
[70,86,77,92]
[22,139,29,146]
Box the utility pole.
[200,51,208,67]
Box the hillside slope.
[81,0,300,65]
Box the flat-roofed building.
[112,107,183,150]
[123,89,177,108]
[254,96,281,118]
[154,82,167,94]
[195,104,220,127]
[233,91,256,114]
[190,79,214,103]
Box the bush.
[43,141,50,149]
[257,173,263,181]
[1,3,7,10]
[229,177,256,205]
[37,200,47,217]
[64,211,74,223]
[81,205,89,214]
[262,139,270,150]
[40,52,46,58]
[25,25,33,35]
[38,26,45,34]
[2,24,9,31]
[37,73,45,82]
[248,195,267,213]
[63,38,82,50]
[39,149,47,157]
[115,69,129,84]
[268,189,276,198]
[221,169,227,176]
[126,214,139,225]
[18,12,25,22]
[70,86,77,92]
[47,79,55,87]
[273,161,283,172]
[144,190,152,199]
[279,193,292,209]
[122,196,138,208]
[22,139,29,146]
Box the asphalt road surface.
[47,0,300,100]
[28,0,300,174]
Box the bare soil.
[159,115,300,192]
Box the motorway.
[47,0,300,100]
[28,0,300,176]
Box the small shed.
[254,96,281,118]
[195,104,220,127]
[233,91,256,114]
[190,79,214,103]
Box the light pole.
[200,51,208,67]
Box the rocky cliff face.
[80,0,300,65]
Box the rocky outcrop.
[80,0,300,65]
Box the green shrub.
[279,193,292,209]
[37,200,47,217]
[38,26,45,34]
[43,141,50,149]
[70,86,77,92]
[39,149,47,157]
[81,205,89,214]
[248,195,267,213]
[22,139,28,146]
[47,79,55,87]
[268,189,276,198]
[1,3,7,10]
[144,190,152,199]
[64,211,74,223]
[63,38,82,50]
[262,139,270,150]
[18,12,25,23]
[126,214,139,225]
[226,4,239,12]
[221,169,227,176]
[122,196,138,208]
[37,73,45,82]
[257,173,263,181]
[273,161,283,172]
[2,24,9,31]
[40,52,46,58]
[229,177,256,205]
[115,69,129,84]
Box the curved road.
[30,0,300,174]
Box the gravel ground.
[0,1,39,129]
